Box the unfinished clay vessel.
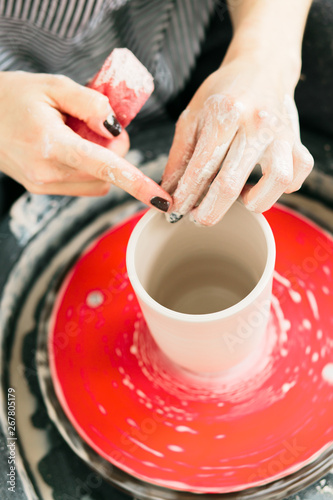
[126,200,276,374]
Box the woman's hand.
[162,0,314,225]
[0,71,171,210]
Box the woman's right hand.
[0,71,171,210]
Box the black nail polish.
[169,213,183,223]
[150,196,170,212]
[103,113,122,137]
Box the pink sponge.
[67,48,154,147]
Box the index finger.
[57,131,172,211]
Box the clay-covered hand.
[161,59,313,225]
[0,71,171,209]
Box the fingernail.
[150,196,170,212]
[168,213,183,223]
[103,113,122,137]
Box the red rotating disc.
[48,204,333,494]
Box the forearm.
[224,0,313,90]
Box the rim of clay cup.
[126,201,276,323]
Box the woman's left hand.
[161,57,313,225]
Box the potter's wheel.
[34,202,333,498]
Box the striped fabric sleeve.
[0,0,121,81]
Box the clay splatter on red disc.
[49,205,333,493]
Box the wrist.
[223,29,302,93]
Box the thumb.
[48,75,119,140]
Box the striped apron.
[0,0,217,119]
